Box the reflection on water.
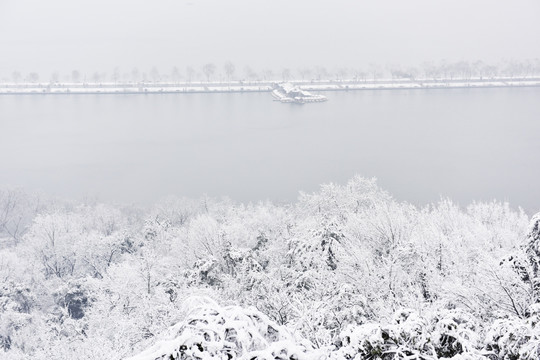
[0,88,539,213]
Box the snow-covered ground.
[1,77,539,95]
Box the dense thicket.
[0,177,538,359]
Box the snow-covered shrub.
[0,279,38,352]
[484,304,540,360]
[184,243,266,289]
[53,280,91,320]
[525,213,540,303]
[0,311,33,352]
[185,256,221,286]
[0,281,35,314]
[484,317,530,359]
[430,309,481,358]
[332,310,432,360]
[332,308,484,359]
[126,297,323,360]
[287,220,344,273]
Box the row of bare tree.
[4,59,540,84]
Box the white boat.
[272,83,327,104]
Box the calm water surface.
[1,88,539,212]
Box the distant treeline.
[2,59,540,84]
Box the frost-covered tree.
[203,63,216,82]
[224,61,235,82]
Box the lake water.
[1,88,539,213]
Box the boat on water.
[271,83,327,104]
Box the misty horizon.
[1,0,540,77]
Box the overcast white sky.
[1,0,539,78]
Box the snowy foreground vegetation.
[1,176,540,359]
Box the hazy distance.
[1,0,539,77]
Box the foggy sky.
[1,0,539,78]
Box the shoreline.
[1,77,539,95]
